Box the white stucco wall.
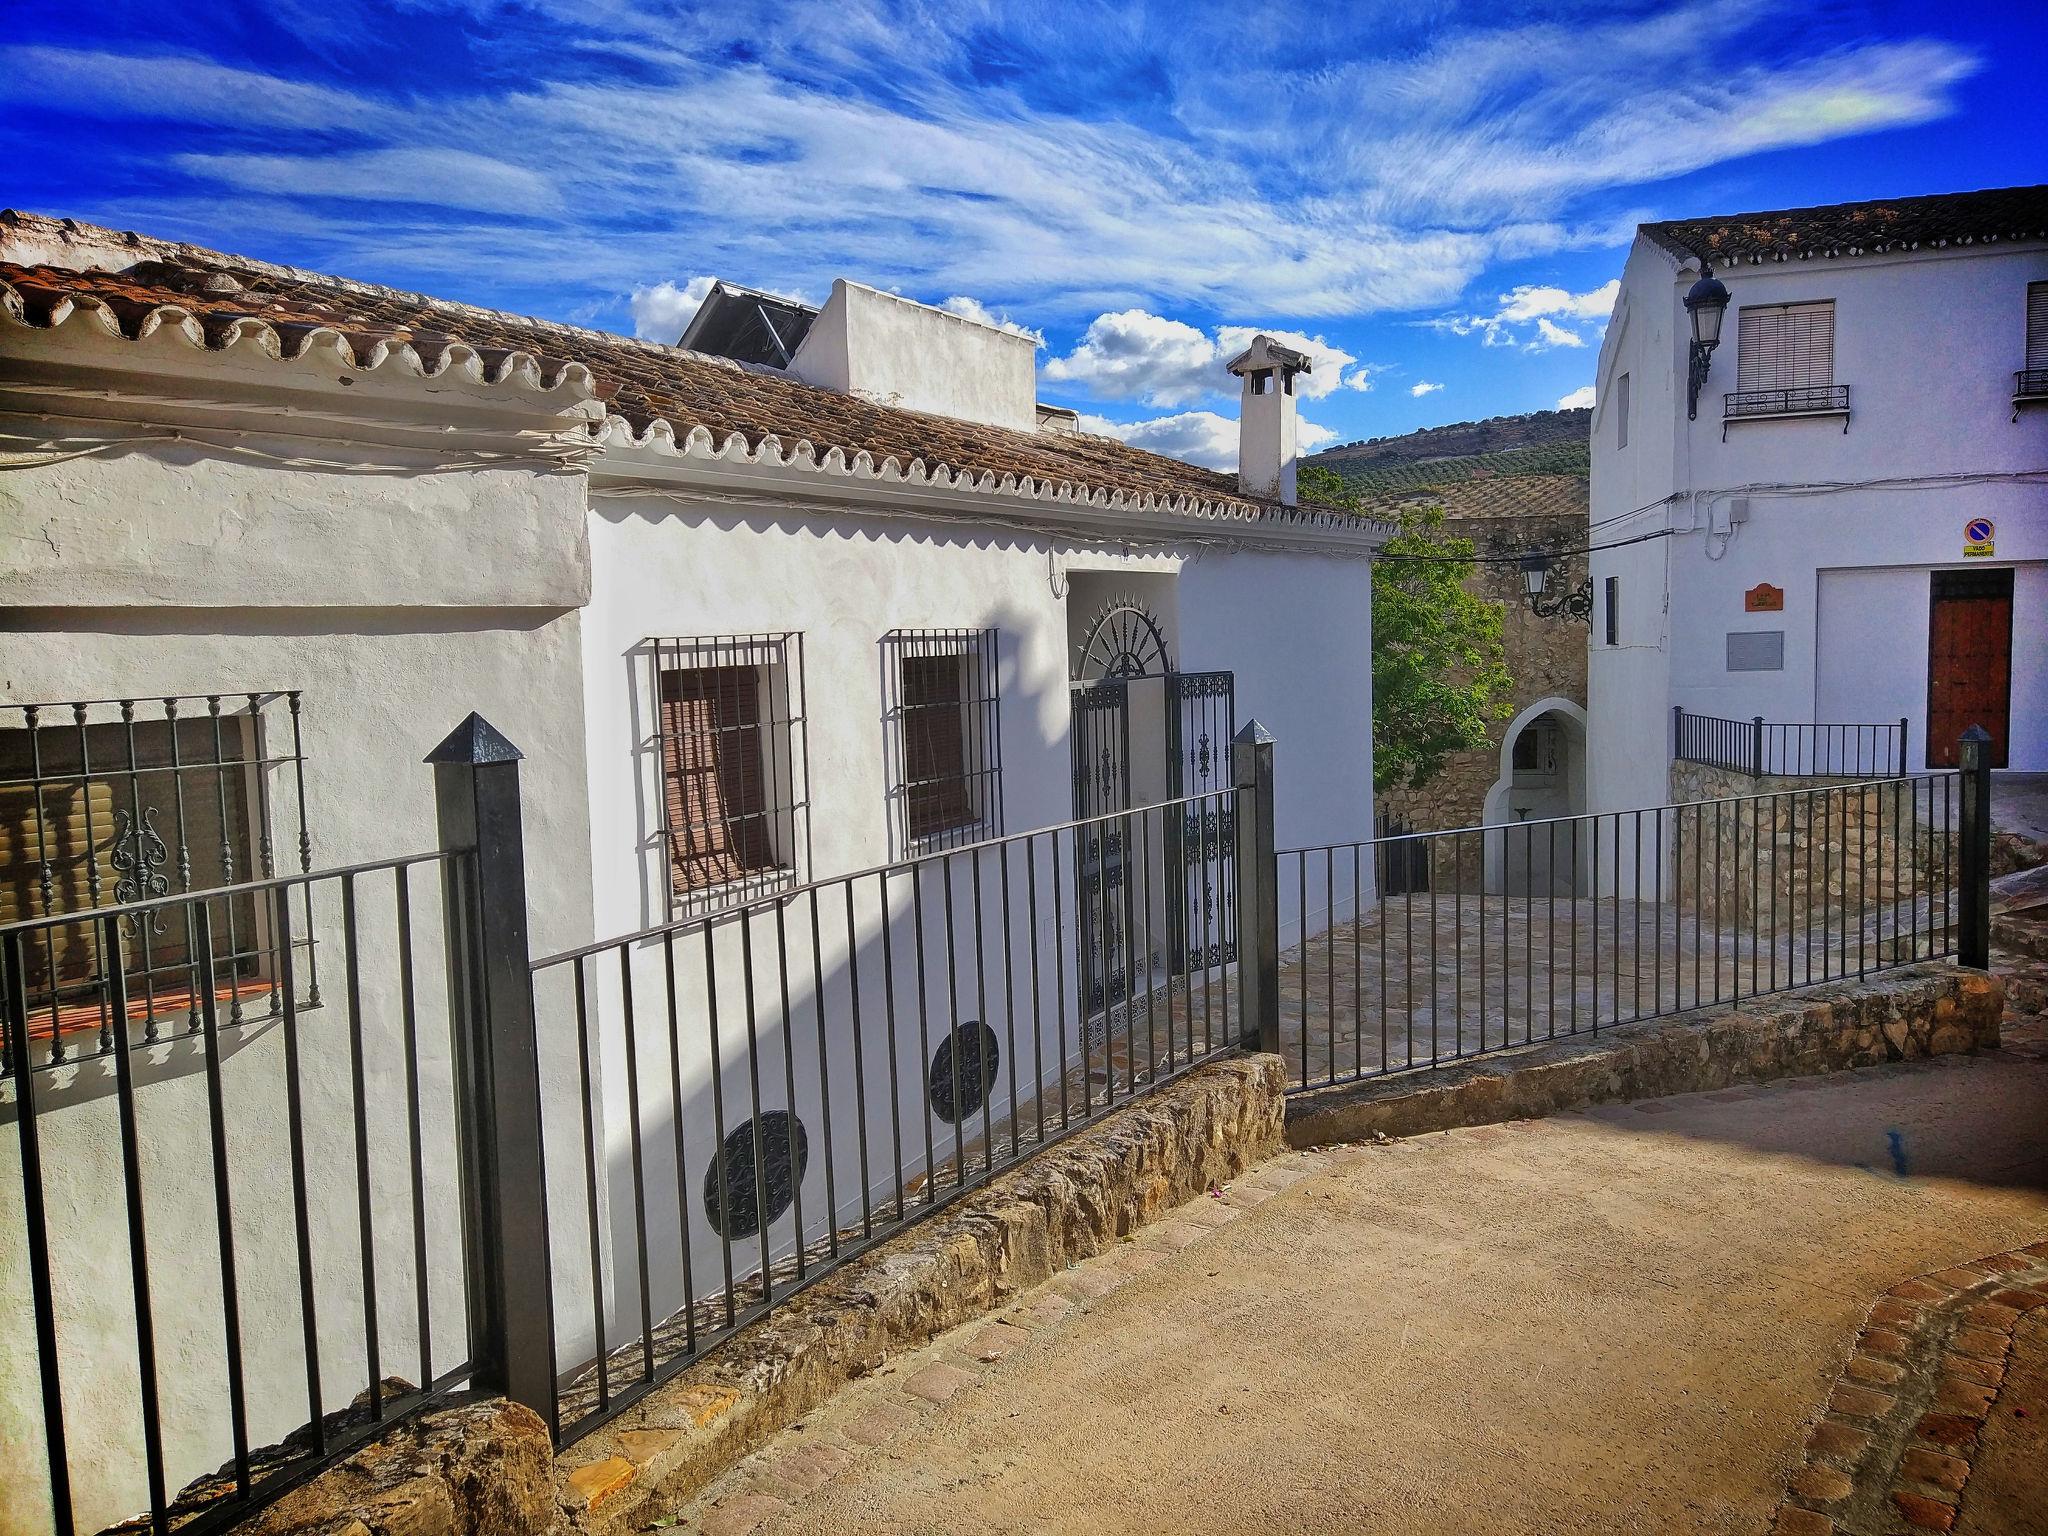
[0,420,598,1533]
[790,281,1038,434]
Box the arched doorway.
[1066,594,1237,1009]
[1482,698,1588,895]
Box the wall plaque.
[1744,583,1785,613]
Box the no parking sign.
[1964,518,1995,557]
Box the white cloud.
[1076,408,1335,471]
[1297,417,1338,454]
[1499,281,1620,323]
[1411,381,1444,398]
[1079,410,1239,471]
[631,276,717,341]
[0,46,387,130]
[1557,385,1597,410]
[8,10,1979,336]
[1044,312,1377,408]
[1436,278,1617,351]
[937,296,1045,345]
[173,147,560,216]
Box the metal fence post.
[1957,725,1993,970]
[1751,715,1766,778]
[1898,716,1910,778]
[428,713,556,1420]
[1671,705,1683,761]
[1232,720,1280,1055]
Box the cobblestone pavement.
[652,953,2047,1536]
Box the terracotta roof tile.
[0,213,1350,526]
[1641,184,2048,267]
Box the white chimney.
[1225,335,1312,505]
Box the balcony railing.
[1673,708,1908,779]
[1722,384,1851,428]
[2016,368,2048,402]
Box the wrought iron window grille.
[882,629,1004,859]
[0,691,317,1069]
[646,634,812,920]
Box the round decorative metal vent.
[702,1111,809,1240]
[929,1021,1000,1124]
[1075,597,1171,681]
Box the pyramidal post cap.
[425,712,524,765]
[1233,718,1277,747]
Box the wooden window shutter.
[2027,282,2048,373]
[902,655,974,840]
[660,667,774,893]
[1737,301,1834,393]
[0,778,118,992]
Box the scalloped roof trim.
[0,272,599,398]
[588,415,1383,532]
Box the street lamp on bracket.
[1684,267,1731,421]
[1520,550,1593,624]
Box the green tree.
[1298,463,1513,794]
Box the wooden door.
[1926,569,2013,767]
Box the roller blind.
[660,666,775,894]
[0,780,118,991]
[1737,301,1834,392]
[2027,281,2048,372]
[901,654,974,840]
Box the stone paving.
[1276,886,1957,1087]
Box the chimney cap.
[1226,334,1312,378]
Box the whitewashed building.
[0,211,1383,1530]
[1586,184,2048,816]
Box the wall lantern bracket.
[1683,267,1731,421]
[1520,550,1593,625]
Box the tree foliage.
[1298,462,1513,794]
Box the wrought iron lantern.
[1519,550,1593,624]
[1684,267,1730,420]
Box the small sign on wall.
[1964,518,1996,558]
[1744,582,1785,613]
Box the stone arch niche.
[1480,697,1588,896]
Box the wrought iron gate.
[1070,678,1131,1013]
[1165,671,1236,972]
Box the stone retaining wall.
[1667,761,1952,938]
[1285,964,2002,1148]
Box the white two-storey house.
[1587,184,2048,815]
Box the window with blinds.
[651,635,808,913]
[2026,281,2048,375]
[884,629,1003,856]
[0,693,309,1034]
[1614,372,1630,450]
[1736,301,1835,393]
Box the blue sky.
[4,0,2043,466]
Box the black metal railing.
[1674,708,1909,779]
[2016,367,2048,400]
[11,712,1999,1534]
[1277,772,1963,1094]
[1724,384,1850,420]
[525,780,1244,1447]
[4,847,479,1536]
